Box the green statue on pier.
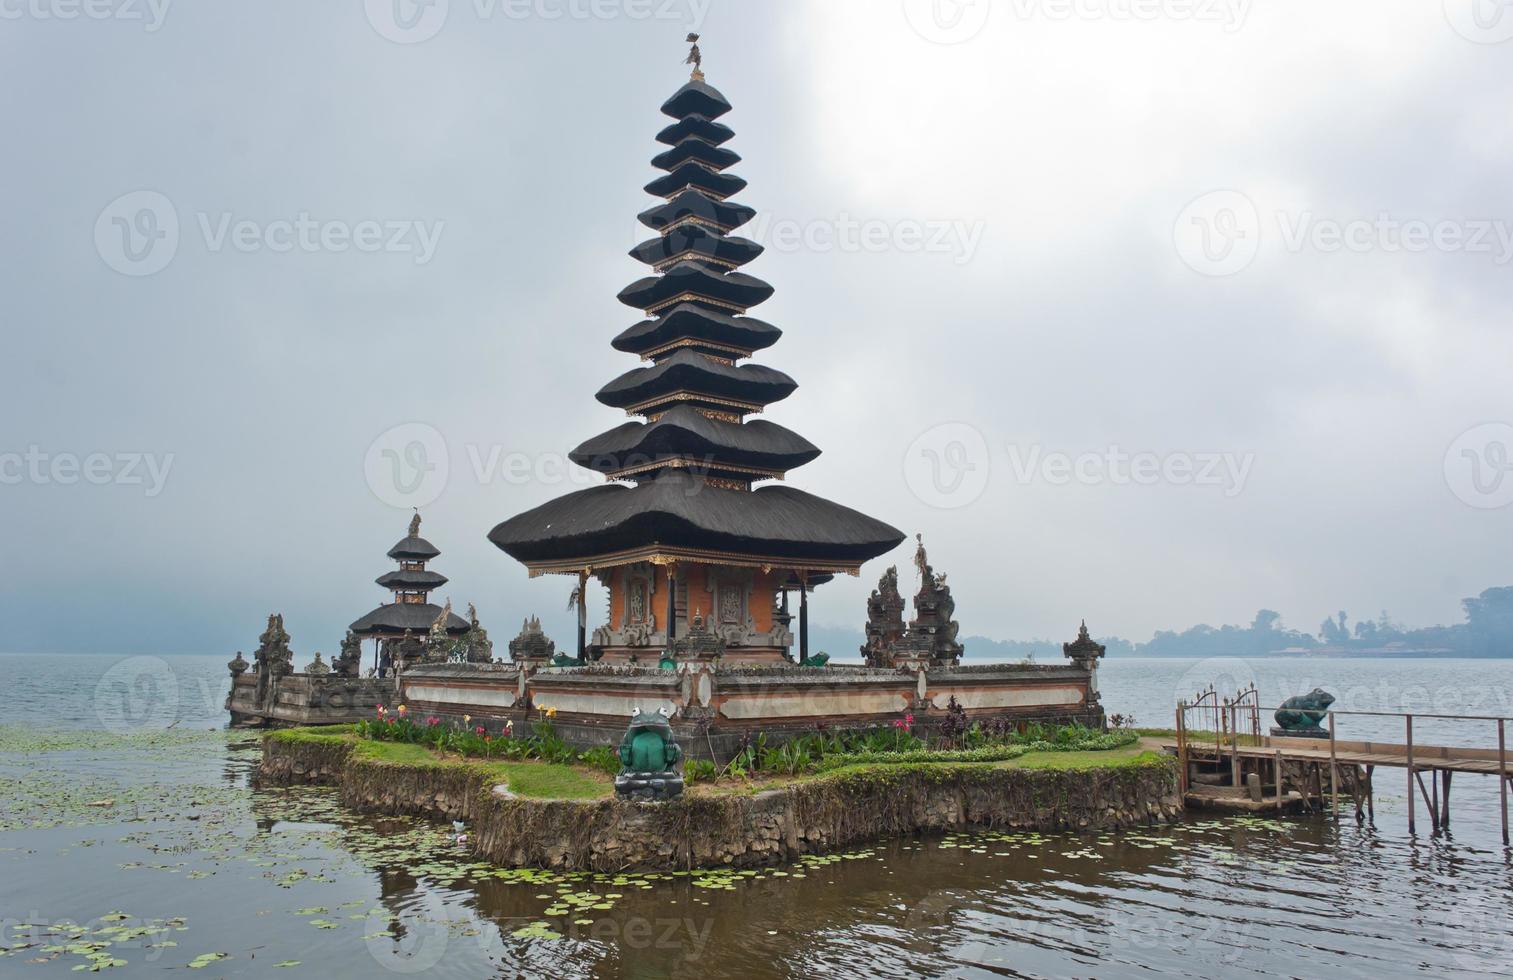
[1274,688,1335,733]
[614,707,684,801]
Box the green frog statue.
[614,707,684,801]
[1274,688,1335,734]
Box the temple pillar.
[799,580,809,663]
[576,570,587,661]
[665,565,677,650]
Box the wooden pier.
[1170,689,1512,841]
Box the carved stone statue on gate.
[861,566,907,667]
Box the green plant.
[577,745,620,775]
[685,759,719,783]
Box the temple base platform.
[397,661,1105,758]
[226,673,395,728]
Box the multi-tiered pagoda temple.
[489,64,904,665]
[351,513,469,663]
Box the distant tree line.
[961,586,1513,659]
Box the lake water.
[1,653,1511,978]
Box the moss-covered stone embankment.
[258,729,1181,871]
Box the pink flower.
[426,716,440,727]
[474,726,486,736]
[377,705,387,716]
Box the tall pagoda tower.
[489,51,904,665]
[351,512,470,664]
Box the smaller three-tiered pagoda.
[350,513,469,667]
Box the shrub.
[578,745,620,775]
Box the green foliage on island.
[702,714,1139,783]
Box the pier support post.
[1229,703,1240,789]
[1406,715,1415,835]
[1328,712,1339,821]
[1176,705,1188,796]
[1500,719,1508,847]
[1275,749,1284,813]
[1366,764,1375,825]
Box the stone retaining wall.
[396,662,1105,758]
[259,735,1181,872]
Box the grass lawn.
[1003,747,1165,770]
[271,729,1164,802]
[269,729,614,801]
[351,737,613,800]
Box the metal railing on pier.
[1175,693,1512,842]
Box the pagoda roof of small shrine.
[387,534,440,560]
[349,602,469,637]
[376,569,449,591]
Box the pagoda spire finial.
[408,509,421,538]
[684,32,703,81]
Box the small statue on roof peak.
[408,510,422,537]
[684,32,703,80]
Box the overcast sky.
[3,0,1511,656]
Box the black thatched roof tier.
[638,190,755,233]
[651,140,740,171]
[350,602,469,637]
[568,405,820,475]
[618,262,773,314]
[488,470,904,567]
[595,349,796,411]
[629,227,762,270]
[387,534,440,560]
[611,303,780,358]
[661,79,731,120]
[376,569,449,591]
[655,113,734,147]
[644,163,747,200]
